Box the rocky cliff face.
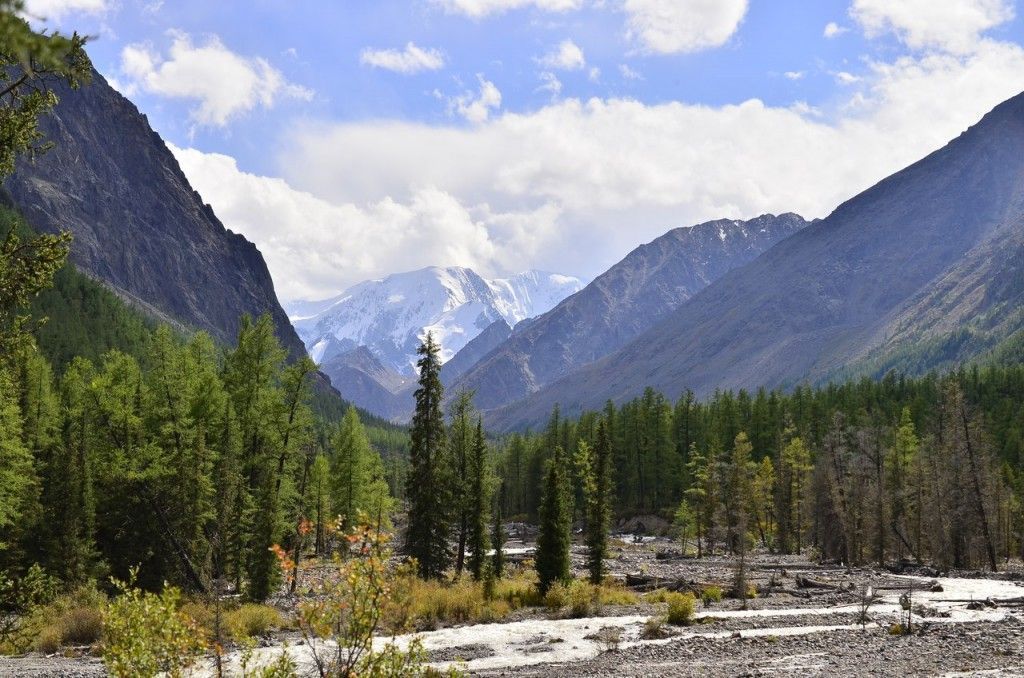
[453,213,809,411]
[489,92,1024,430]
[3,70,304,357]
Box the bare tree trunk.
[960,404,998,571]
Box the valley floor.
[4,538,1024,676]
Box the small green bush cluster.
[700,585,723,605]
[665,592,697,626]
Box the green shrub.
[701,585,723,605]
[665,592,696,626]
[643,588,671,604]
[567,580,596,618]
[101,575,205,678]
[544,582,570,611]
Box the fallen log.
[796,576,843,590]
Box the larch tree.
[887,408,919,563]
[331,406,376,535]
[779,435,811,554]
[729,432,754,608]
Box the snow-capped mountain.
[286,266,584,376]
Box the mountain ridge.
[486,91,1024,430]
[451,213,810,411]
[3,69,305,358]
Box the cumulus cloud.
[170,144,561,300]
[784,71,805,80]
[448,75,502,123]
[624,0,749,54]
[851,0,1014,54]
[23,0,106,20]
[538,39,586,70]
[263,39,1024,291]
[119,32,313,127]
[433,0,582,17]
[824,21,849,38]
[360,42,446,74]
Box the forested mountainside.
[2,69,304,358]
[452,214,809,412]
[489,92,1024,430]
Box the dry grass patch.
[223,604,282,640]
[401,568,540,629]
[29,586,105,653]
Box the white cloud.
[119,32,313,127]
[267,39,1024,291]
[538,39,586,70]
[619,63,643,80]
[360,42,446,74]
[833,70,861,84]
[23,0,107,20]
[448,75,502,123]
[433,0,582,17]
[624,0,749,54]
[851,0,1014,54]
[170,144,562,300]
[538,71,562,97]
[824,21,849,38]
[588,67,601,82]
[784,71,805,80]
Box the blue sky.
[26,0,1024,300]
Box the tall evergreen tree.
[585,420,612,584]
[535,443,571,594]
[492,482,506,580]
[448,390,475,576]
[467,419,491,581]
[405,333,452,579]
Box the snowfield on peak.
[286,266,584,375]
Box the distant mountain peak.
[287,266,584,375]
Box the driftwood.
[757,564,849,572]
[624,573,696,593]
[951,597,1024,606]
